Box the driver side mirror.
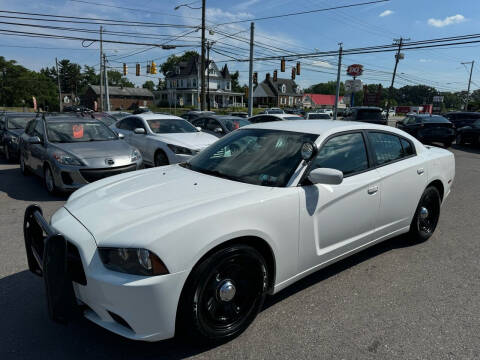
[307,168,343,185]
[118,133,125,139]
[214,127,224,133]
[134,128,146,135]
[28,136,42,145]
[196,126,202,132]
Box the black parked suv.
[0,112,36,162]
[444,112,480,129]
[343,107,386,125]
[396,114,455,148]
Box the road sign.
[347,64,363,77]
[345,79,362,93]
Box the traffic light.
[281,57,285,72]
[244,86,249,97]
[146,63,151,74]
[273,70,278,81]
[136,63,140,76]
[291,67,296,80]
[123,63,128,76]
[151,61,157,75]
[253,72,258,84]
[296,61,301,75]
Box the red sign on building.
[347,64,363,77]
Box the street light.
[174,1,201,10]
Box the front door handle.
[417,168,425,175]
[367,185,378,195]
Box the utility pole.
[206,40,213,111]
[333,42,343,120]
[248,22,255,117]
[103,54,110,111]
[200,0,206,111]
[462,60,474,110]
[99,26,103,112]
[385,37,409,122]
[55,58,62,112]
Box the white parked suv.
[111,113,218,166]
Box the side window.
[206,118,222,131]
[249,116,262,124]
[119,117,135,131]
[311,132,369,176]
[117,119,127,130]
[368,132,404,165]
[192,118,205,128]
[25,120,36,135]
[33,120,45,142]
[400,138,415,156]
[132,118,145,130]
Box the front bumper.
[24,205,188,342]
[51,161,143,192]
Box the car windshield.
[284,116,303,120]
[220,117,251,131]
[356,109,382,120]
[147,119,198,133]
[267,109,283,114]
[47,122,117,143]
[93,113,117,126]
[308,114,330,119]
[7,116,34,129]
[184,128,318,187]
[423,116,450,123]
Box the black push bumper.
[24,205,86,324]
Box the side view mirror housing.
[28,136,42,144]
[196,126,202,132]
[118,133,125,139]
[214,127,223,133]
[307,168,343,185]
[134,128,146,135]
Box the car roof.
[134,113,185,121]
[244,119,402,135]
[5,112,37,117]
[251,113,302,119]
[43,115,100,123]
[352,106,382,110]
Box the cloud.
[428,14,466,27]
[234,0,260,11]
[379,10,393,17]
[311,60,333,69]
[419,59,431,63]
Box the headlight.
[98,248,169,276]
[53,151,83,166]
[131,149,141,162]
[10,136,19,144]
[167,144,195,155]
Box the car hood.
[51,140,134,160]
[150,132,218,150]
[64,165,263,246]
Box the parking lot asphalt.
[1,145,479,360]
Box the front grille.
[80,164,137,183]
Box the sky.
[1,0,480,93]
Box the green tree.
[230,70,243,92]
[304,81,345,96]
[107,70,134,87]
[142,80,155,91]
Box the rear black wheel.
[154,150,169,167]
[408,186,441,242]
[178,245,269,342]
[4,145,11,162]
[20,153,30,176]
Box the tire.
[408,186,441,242]
[4,145,11,163]
[456,133,465,145]
[443,141,452,148]
[20,153,30,176]
[177,245,269,342]
[44,165,58,195]
[154,150,169,167]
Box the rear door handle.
[417,168,425,175]
[367,185,378,195]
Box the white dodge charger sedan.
[24,120,455,343]
[111,113,218,166]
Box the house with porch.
[157,55,244,108]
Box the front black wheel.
[178,245,269,342]
[456,133,465,145]
[154,150,169,167]
[409,186,441,242]
[443,141,452,148]
[20,153,30,176]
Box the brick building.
[84,85,154,111]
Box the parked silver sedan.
[19,114,143,194]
